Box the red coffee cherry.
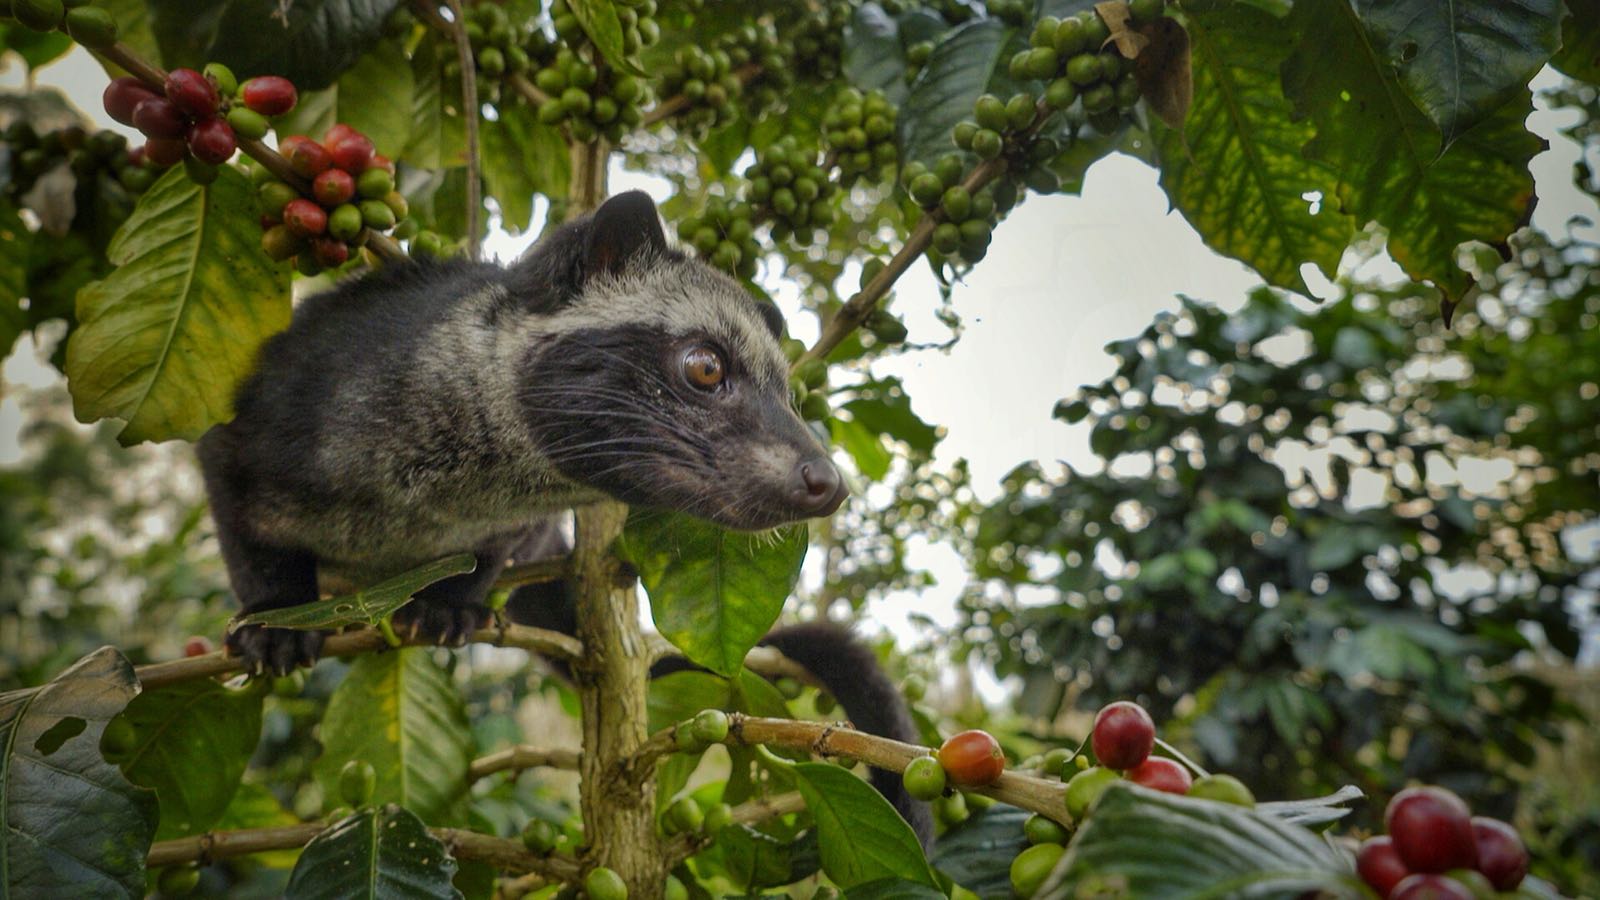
[186,118,237,165]
[323,123,359,147]
[1091,701,1155,770]
[104,76,160,126]
[312,168,356,207]
[367,153,395,175]
[1385,787,1477,874]
[164,68,219,118]
[1470,817,1527,890]
[1126,756,1191,794]
[183,636,213,657]
[1355,836,1411,897]
[312,237,350,268]
[240,76,298,116]
[283,136,332,179]
[329,133,375,173]
[1389,874,1476,900]
[282,198,328,237]
[142,138,187,168]
[132,96,189,140]
[937,730,1006,787]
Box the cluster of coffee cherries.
[744,136,839,246]
[102,65,297,185]
[551,0,659,57]
[1357,786,1530,899]
[0,122,150,197]
[529,45,647,144]
[903,153,1006,265]
[821,88,898,185]
[461,2,536,85]
[254,125,408,275]
[675,194,759,280]
[784,0,849,81]
[657,44,746,135]
[714,22,792,118]
[1009,3,1158,132]
[984,0,1032,26]
[2,0,119,48]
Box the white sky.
[4,52,1596,685]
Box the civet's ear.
[584,190,667,278]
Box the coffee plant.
[1,0,1593,897]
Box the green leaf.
[841,380,940,454]
[1281,0,1543,300]
[789,762,937,890]
[274,38,416,158]
[846,880,949,900]
[618,511,807,678]
[0,200,27,361]
[1552,0,1600,83]
[844,4,910,105]
[567,0,645,76]
[1,647,157,898]
[1255,785,1364,828]
[149,0,405,91]
[0,23,72,70]
[116,680,263,841]
[709,823,801,890]
[313,648,473,825]
[1156,5,1356,295]
[481,104,570,235]
[65,165,290,445]
[831,416,893,481]
[898,18,1022,169]
[1351,0,1562,143]
[234,553,476,630]
[403,33,468,170]
[284,805,461,899]
[929,805,1030,899]
[1040,783,1357,899]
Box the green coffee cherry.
[1040,747,1073,778]
[675,722,707,754]
[1006,93,1037,131]
[584,866,629,900]
[520,819,559,853]
[1024,46,1057,81]
[703,802,734,833]
[63,5,116,47]
[932,222,962,254]
[156,864,201,898]
[1083,83,1116,114]
[1065,766,1120,820]
[1030,16,1059,48]
[1188,774,1256,807]
[1045,78,1078,110]
[909,172,945,207]
[870,313,908,344]
[941,185,972,222]
[1054,16,1086,56]
[934,153,964,188]
[356,167,394,200]
[901,674,927,701]
[1082,11,1110,48]
[971,129,1003,160]
[952,120,978,150]
[691,708,730,743]
[1010,843,1065,897]
[903,755,945,801]
[329,204,363,241]
[203,62,237,96]
[227,106,270,140]
[1066,53,1101,86]
[1024,813,1070,845]
[13,0,63,31]
[258,180,299,215]
[973,93,1007,131]
[665,796,704,835]
[933,790,968,826]
[795,358,828,390]
[338,760,376,807]
[799,391,830,422]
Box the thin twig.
[662,791,807,867]
[89,43,407,263]
[146,823,583,882]
[440,0,482,260]
[134,622,583,690]
[506,72,555,107]
[469,745,581,781]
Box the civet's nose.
[788,457,848,516]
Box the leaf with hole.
[0,647,157,898]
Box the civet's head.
[516,191,846,530]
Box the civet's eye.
[682,346,725,390]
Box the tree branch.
[146,823,583,882]
[89,42,407,263]
[134,621,582,690]
[469,745,581,781]
[439,0,482,260]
